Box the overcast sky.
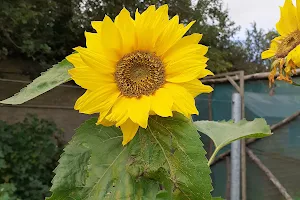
[222,0,284,39]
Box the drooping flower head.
[67,5,213,145]
[262,0,300,86]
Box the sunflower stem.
[207,147,220,166]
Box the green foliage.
[0,0,83,78]
[230,23,278,74]
[0,59,73,105]
[212,197,223,200]
[1,0,239,77]
[0,183,19,200]
[129,113,212,199]
[47,117,159,200]
[0,115,63,200]
[191,0,240,73]
[48,113,213,200]
[0,0,281,76]
[194,119,272,165]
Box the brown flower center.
[115,51,165,98]
[276,30,300,58]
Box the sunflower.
[66,5,213,145]
[262,0,300,86]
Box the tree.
[0,0,241,77]
[80,0,239,73]
[229,23,278,74]
[0,0,83,78]
[191,0,240,73]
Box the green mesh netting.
[193,77,300,200]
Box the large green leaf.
[47,118,159,200]
[212,197,224,200]
[48,114,213,200]
[0,59,73,105]
[194,119,272,165]
[128,113,213,200]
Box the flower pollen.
[115,51,165,98]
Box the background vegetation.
[0,115,63,200]
[0,0,282,199]
[0,0,277,79]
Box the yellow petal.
[287,45,300,66]
[135,8,141,20]
[166,65,208,83]
[164,83,198,117]
[165,60,209,83]
[270,39,279,50]
[180,79,213,97]
[91,21,103,33]
[283,0,298,30]
[164,43,209,83]
[68,67,114,90]
[128,96,150,129]
[261,40,278,59]
[74,90,91,110]
[276,22,287,36]
[106,96,130,127]
[120,119,139,146]
[276,0,298,36]
[75,84,120,114]
[115,8,136,55]
[135,6,156,50]
[162,33,203,59]
[84,32,102,54]
[297,0,300,28]
[261,50,276,59]
[97,116,115,127]
[273,36,284,43]
[151,87,173,117]
[68,49,117,91]
[96,109,111,125]
[287,51,293,63]
[284,64,291,74]
[198,69,214,79]
[66,53,86,68]
[74,47,117,74]
[164,44,208,64]
[155,16,195,56]
[152,5,169,43]
[135,4,169,49]
[101,15,122,52]
[87,23,120,59]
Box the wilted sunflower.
[67,5,213,145]
[262,0,300,86]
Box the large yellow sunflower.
[66,5,213,145]
[262,0,300,86]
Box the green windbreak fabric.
[193,77,300,200]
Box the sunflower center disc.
[276,30,300,58]
[115,51,165,98]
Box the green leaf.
[194,119,271,150]
[47,118,159,200]
[0,59,73,105]
[128,113,213,200]
[50,145,90,192]
[212,197,224,200]
[194,119,272,165]
[156,191,169,200]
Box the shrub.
[0,115,63,200]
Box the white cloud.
[222,0,284,39]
